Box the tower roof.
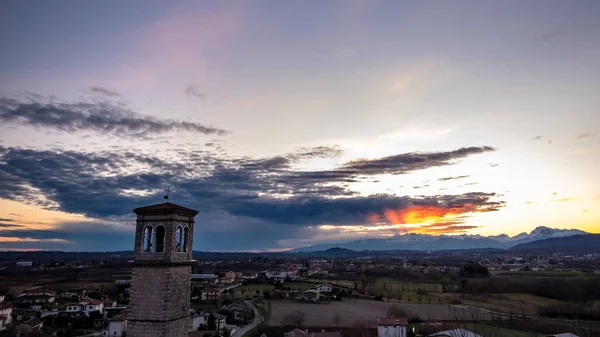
[133,202,199,216]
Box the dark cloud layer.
[185,85,207,99]
[0,143,501,250]
[438,175,470,181]
[90,86,121,97]
[0,95,228,138]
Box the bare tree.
[332,311,342,327]
[386,304,408,318]
[281,310,306,328]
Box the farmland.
[268,298,495,327]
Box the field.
[268,299,496,327]
[494,270,584,277]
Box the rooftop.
[377,317,408,326]
[134,202,199,216]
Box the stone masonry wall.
[128,265,191,337]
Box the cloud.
[439,175,470,181]
[0,94,228,138]
[532,135,543,141]
[576,129,598,139]
[0,221,132,251]
[90,86,121,97]
[0,143,501,250]
[185,85,207,99]
[0,223,22,228]
[0,218,14,222]
[340,147,495,176]
[488,163,499,168]
[554,197,578,202]
[534,32,560,42]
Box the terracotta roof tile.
[134,202,199,216]
[377,317,408,326]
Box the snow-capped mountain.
[290,226,588,252]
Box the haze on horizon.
[0,0,599,252]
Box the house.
[189,331,218,337]
[190,312,208,331]
[314,284,333,293]
[212,312,227,332]
[0,301,13,326]
[15,317,44,335]
[66,298,104,316]
[377,317,408,337]
[225,303,247,320]
[284,329,342,337]
[66,303,83,313]
[222,271,237,284]
[428,329,482,337]
[102,316,127,337]
[303,290,320,302]
[80,298,104,315]
[16,261,33,267]
[18,288,56,304]
[104,299,118,308]
[201,288,221,302]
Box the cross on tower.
[163,188,171,203]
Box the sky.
[0,0,599,252]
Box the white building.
[315,284,333,292]
[66,298,104,316]
[16,261,33,267]
[201,288,221,301]
[81,298,104,315]
[377,317,408,337]
[428,329,481,337]
[102,317,127,337]
[0,302,13,326]
[190,312,208,331]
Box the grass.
[284,282,318,291]
[495,270,584,277]
[502,293,565,307]
[374,278,443,293]
[463,322,545,337]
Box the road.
[231,300,263,337]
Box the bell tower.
[128,202,198,337]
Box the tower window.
[183,226,189,252]
[142,226,153,252]
[175,226,183,252]
[155,225,166,252]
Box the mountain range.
[290,226,588,252]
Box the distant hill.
[510,234,600,253]
[291,226,588,252]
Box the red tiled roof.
[134,202,199,216]
[377,317,408,326]
[82,298,103,305]
[284,330,341,337]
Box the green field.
[284,281,319,291]
[374,278,443,292]
[495,270,584,277]
[502,293,566,307]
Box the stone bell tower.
[128,202,198,337]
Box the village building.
[127,202,198,337]
[377,317,408,337]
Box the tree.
[332,311,342,327]
[207,313,217,330]
[386,305,408,318]
[281,310,306,328]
